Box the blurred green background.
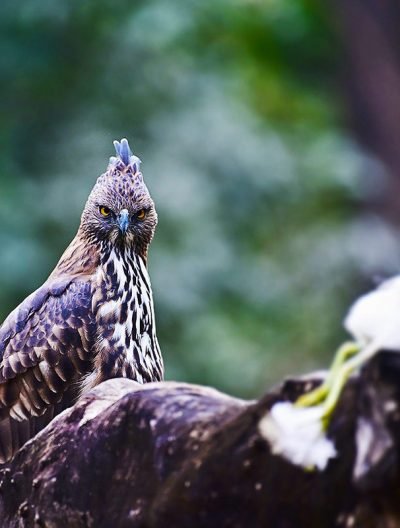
[1,0,400,398]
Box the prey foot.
[295,342,360,427]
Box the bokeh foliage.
[1,0,399,397]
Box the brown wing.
[0,277,95,462]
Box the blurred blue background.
[1,0,400,398]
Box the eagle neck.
[92,243,163,385]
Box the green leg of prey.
[321,361,354,429]
[320,341,377,428]
[295,342,359,408]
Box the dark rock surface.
[1,352,400,527]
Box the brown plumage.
[0,139,163,462]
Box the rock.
[1,352,400,527]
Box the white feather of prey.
[258,402,337,471]
[344,275,400,350]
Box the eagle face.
[81,141,158,256]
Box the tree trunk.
[336,0,400,225]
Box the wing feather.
[0,277,95,462]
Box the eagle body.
[0,139,163,462]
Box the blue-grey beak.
[118,209,129,234]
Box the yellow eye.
[137,209,146,220]
[100,206,111,217]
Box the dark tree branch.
[1,352,400,527]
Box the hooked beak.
[117,209,130,235]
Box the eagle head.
[81,138,158,257]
